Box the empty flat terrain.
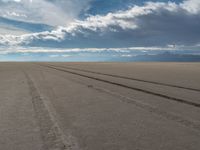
[0,62,200,150]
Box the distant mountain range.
[113,51,200,62]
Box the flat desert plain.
[0,62,200,150]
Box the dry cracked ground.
[0,62,200,150]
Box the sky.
[0,0,200,61]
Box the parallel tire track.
[91,86,200,132]
[37,64,200,132]
[39,64,200,109]
[52,64,200,92]
[24,71,77,150]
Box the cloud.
[0,45,198,55]
[180,0,200,14]
[49,54,71,58]
[0,0,91,26]
[1,44,200,62]
[0,0,200,49]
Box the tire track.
[38,67,200,132]
[39,64,200,108]
[91,85,200,132]
[51,64,200,92]
[24,71,79,150]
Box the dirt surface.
[0,62,200,150]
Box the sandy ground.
[0,62,200,150]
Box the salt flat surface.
[0,62,200,150]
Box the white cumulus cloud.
[0,0,200,50]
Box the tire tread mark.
[54,65,200,92]
[38,68,200,132]
[40,64,200,108]
[91,86,200,132]
[24,71,75,150]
